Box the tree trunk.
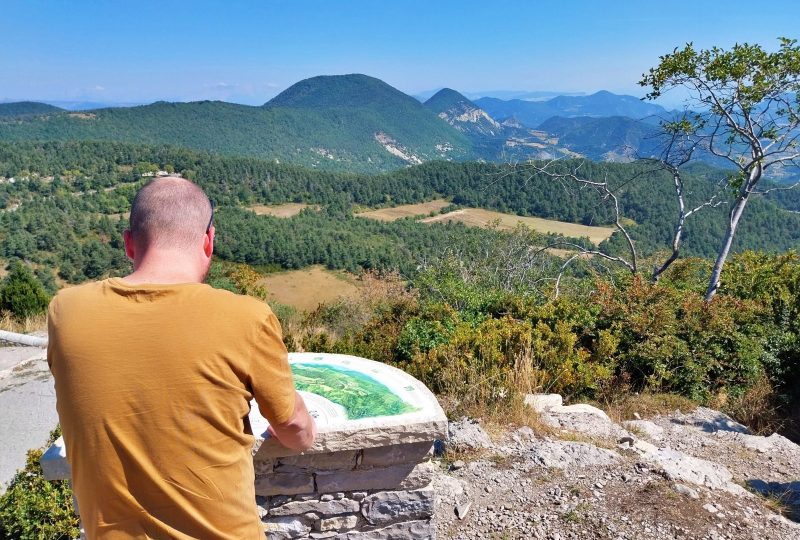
[704,193,749,301]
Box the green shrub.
[0,431,79,540]
[593,276,767,401]
[0,261,50,319]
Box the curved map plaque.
[249,353,447,457]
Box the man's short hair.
[129,177,212,250]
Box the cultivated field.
[420,208,615,245]
[356,199,450,221]
[259,266,360,312]
[249,203,314,218]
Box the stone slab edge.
[254,419,448,459]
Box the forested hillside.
[1,141,799,287]
[0,102,63,118]
[0,76,475,173]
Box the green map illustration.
[291,363,418,420]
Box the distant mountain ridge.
[0,101,64,118]
[0,76,781,176]
[423,88,570,161]
[0,75,475,172]
[538,115,662,161]
[476,90,668,128]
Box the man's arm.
[267,391,317,451]
[249,309,317,450]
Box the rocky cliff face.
[436,104,502,137]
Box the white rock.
[455,501,471,519]
[523,393,563,412]
[673,484,700,499]
[671,407,750,434]
[317,514,359,532]
[548,403,610,421]
[432,471,466,502]
[529,440,621,469]
[542,405,629,440]
[644,448,746,495]
[447,418,492,451]
[622,420,665,441]
[263,516,312,539]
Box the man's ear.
[123,230,135,261]
[203,227,215,258]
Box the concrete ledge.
[40,436,70,481]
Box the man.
[47,177,316,539]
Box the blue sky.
[3,0,799,107]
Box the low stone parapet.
[42,353,448,539]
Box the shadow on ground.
[747,479,800,522]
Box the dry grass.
[448,396,558,440]
[248,203,315,218]
[356,199,451,221]
[761,489,798,519]
[0,311,48,334]
[598,392,696,423]
[715,376,787,435]
[259,266,361,312]
[420,208,615,245]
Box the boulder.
[643,448,746,495]
[523,393,563,412]
[447,418,492,451]
[529,440,621,469]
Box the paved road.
[0,346,58,491]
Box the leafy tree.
[0,261,50,318]
[641,38,800,300]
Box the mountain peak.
[265,74,419,109]
[424,88,501,136]
[424,88,472,109]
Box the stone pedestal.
[42,353,448,539]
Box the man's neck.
[123,250,206,285]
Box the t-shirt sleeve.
[249,311,296,426]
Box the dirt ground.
[356,199,451,221]
[259,266,360,312]
[248,203,315,218]
[421,208,615,245]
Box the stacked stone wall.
[256,442,437,539]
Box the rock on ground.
[447,417,493,452]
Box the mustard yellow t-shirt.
[47,278,296,539]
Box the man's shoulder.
[49,280,105,308]
[200,286,273,319]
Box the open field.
[249,203,314,218]
[420,208,615,244]
[259,266,360,312]
[356,199,450,221]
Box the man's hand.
[268,391,317,451]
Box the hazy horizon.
[3,0,799,110]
